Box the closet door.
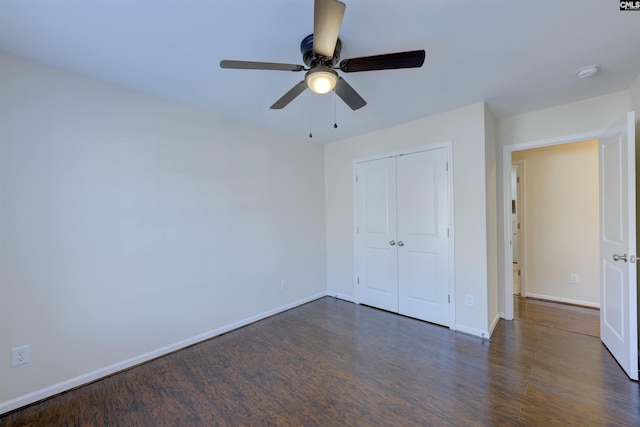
[355,157,398,312]
[397,149,450,326]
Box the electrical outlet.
[11,345,30,367]
[281,279,288,290]
[570,274,579,284]
[465,294,474,307]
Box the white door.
[397,149,450,326]
[355,148,451,326]
[599,111,638,380]
[355,157,398,312]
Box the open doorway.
[502,129,603,321]
[503,114,638,381]
[511,141,600,312]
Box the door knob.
[389,240,396,246]
[613,253,628,262]
[397,241,404,246]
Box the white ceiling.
[1,0,639,143]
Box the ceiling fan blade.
[220,60,305,72]
[270,81,308,109]
[313,0,346,58]
[334,77,366,110]
[339,50,426,73]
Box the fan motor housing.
[301,34,341,68]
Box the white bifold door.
[355,147,451,327]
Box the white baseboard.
[455,324,491,340]
[0,292,328,416]
[489,312,501,337]
[336,294,492,340]
[327,292,356,303]
[525,292,600,308]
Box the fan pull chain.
[333,91,338,129]
[308,91,313,138]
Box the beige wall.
[512,140,599,306]
[0,52,326,410]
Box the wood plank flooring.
[2,296,639,426]
[514,296,600,337]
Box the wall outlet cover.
[465,294,474,307]
[11,345,30,367]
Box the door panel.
[356,158,398,312]
[363,248,395,293]
[603,261,624,341]
[403,251,438,303]
[599,111,638,380]
[364,169,394,234]
[601,141,623,242]
[397,149,450,326]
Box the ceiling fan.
[220,0,425,111]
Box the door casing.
[511,161,525,296]
[502,130,603,319]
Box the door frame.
[353,141,455,328]
[511,160,525,296]
[502,130,603,320]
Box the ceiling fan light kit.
[306,67,338,94]
[220,0,425,112]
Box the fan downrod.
[301,34,342,68]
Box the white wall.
[0,52,326,411]
[496,91,629,315]
[324,102,492,337]
[498,91,629,145]
[630,71,640,115]
[484,105,499,332]
[512,141,600,306]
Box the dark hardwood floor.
[2,296,639,426]
[514,295,600,337]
